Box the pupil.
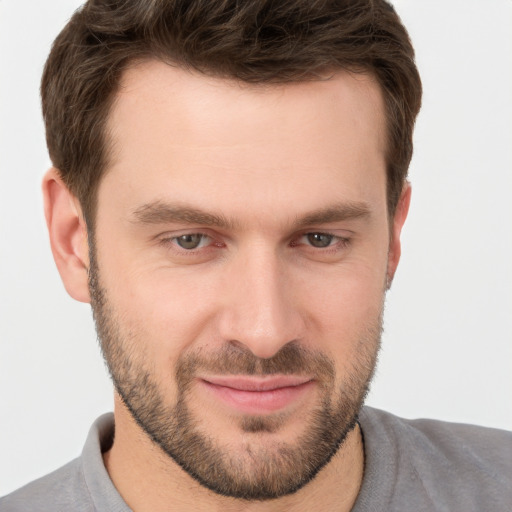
[307,233,333,248]
[177,234,202,249]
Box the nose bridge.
[218,244,302,359]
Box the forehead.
[110,60,386,149]
[101,60,387,224]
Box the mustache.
[176,342,336,385]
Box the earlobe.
[42,168,91,303]
[386,183,411,289]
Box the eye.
[305,233,335,248]
[174,233,210,250]
[290,231,351,256]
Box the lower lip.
[199,380,314,414]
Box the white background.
[1,0,511,497]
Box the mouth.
[198,375,315,415]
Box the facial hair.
[88,247,382,501]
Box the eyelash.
[292,233,351,252]
[158,233,220,254]
[158,231,351,255]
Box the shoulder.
[361,406,512,462]
[0,457,94,512]
[365,406,511,467]
[357,407,512,511]
[0,413,119,512]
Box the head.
[42,0,421,502]
[42,0,421,228]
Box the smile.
[199,376,315,415]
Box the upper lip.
[200,375,313,392]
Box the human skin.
[43,60,410,512]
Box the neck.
[103,396,364,512]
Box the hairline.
[82,57,397,235]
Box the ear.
[386,182,411,289]
[42,168,91,303]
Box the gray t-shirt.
[1,407,511,511]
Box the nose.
[217,246,305,360]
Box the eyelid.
[156,230,225,256]
[154,229,352,256]
[155,228,213,242]
[292,230,352,246]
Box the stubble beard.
[88,248,382,501]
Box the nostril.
[228,339,247,352]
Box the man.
[1,0,510,510]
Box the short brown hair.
[42,0,421,226]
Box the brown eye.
[175,234,205,250]
[306,233,334,248]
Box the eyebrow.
[130,200,371,230]
[131,201,236,229]
[295,203,371,226]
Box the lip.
[199,375,314,414]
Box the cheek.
[105,264,221,365]
[302,263,385,361]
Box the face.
[89,61,395,500]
